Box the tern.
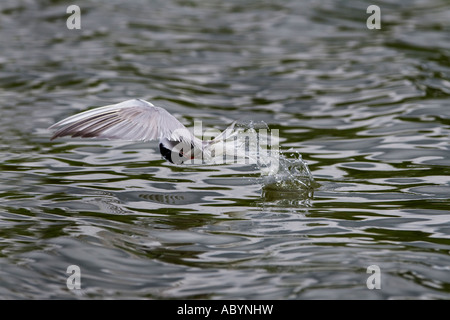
[49,99,236,164]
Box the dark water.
[1,0,449,299]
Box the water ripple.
[0,0,449,299]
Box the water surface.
[0,0,449,299]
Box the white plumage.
[49,99,238,164]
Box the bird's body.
[49,99,236,164]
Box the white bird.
[49,99,237,164]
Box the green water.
[0,0,449,299]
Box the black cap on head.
[159,142,188,164]
[159,142,174,163]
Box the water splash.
[259,150,316,204]
[259,150,315,189]
[204,120,316,201]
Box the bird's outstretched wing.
[49,99,197,145]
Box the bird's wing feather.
[49,99,198,145]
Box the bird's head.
[159,139,196,164]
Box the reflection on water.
[0,0,450,299]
